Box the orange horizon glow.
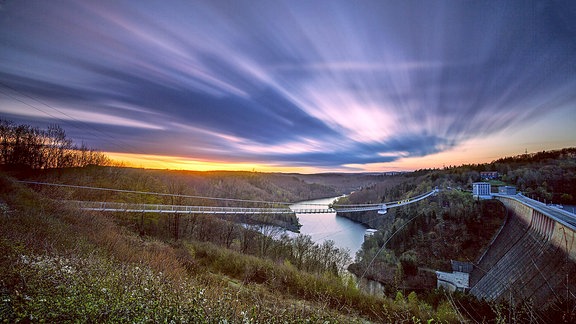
[104,147,502,174]
[105,152,325,173]
[106,127,575,174]
[105,112,576,174]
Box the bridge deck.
[67,189,438,215]
[72,201,385,215]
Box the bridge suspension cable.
[17,180,438,215]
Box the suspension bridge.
[18,180,439,215]
[73,188,439,215]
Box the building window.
[473,182,491,198]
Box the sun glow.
[105,152,323,173]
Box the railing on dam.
[492,193,576,230]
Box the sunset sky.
[1,0,575,172]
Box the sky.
[1,0,575,173]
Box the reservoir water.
[290,196,369,258]
[290,197,387,296]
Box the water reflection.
[290,197,369,258]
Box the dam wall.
[470,196,576,306]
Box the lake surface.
[290,196,369,258]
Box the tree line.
[0,119,110,169]
[106,207,351,276]
[420,148,576,204]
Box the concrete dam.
[469,194,576,306]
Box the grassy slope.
[0,174,461,323]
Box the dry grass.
[0,173,459,322]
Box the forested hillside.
[440,148,576,204]
[19,167,340,205]
[340,148,576,207]
[338,148,576,322]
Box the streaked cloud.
[0,0,575,171]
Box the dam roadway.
[507,193,576,229]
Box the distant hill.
[12,166,392,204]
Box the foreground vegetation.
[0,174,466,322]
